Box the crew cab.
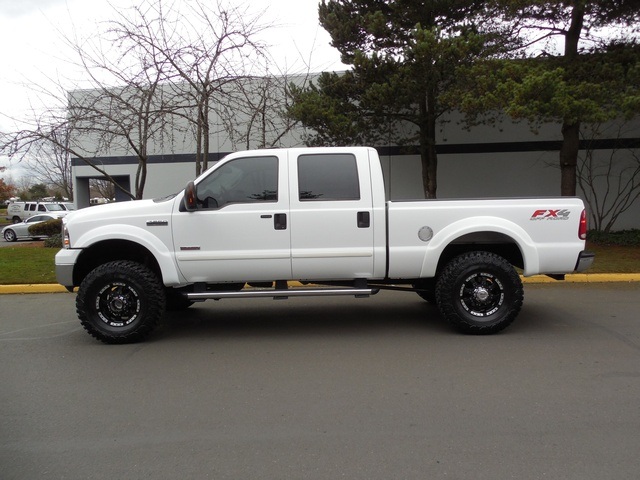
[55,147,594,343]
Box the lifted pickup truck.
[56,147,594,343]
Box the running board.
[186,287,379,301]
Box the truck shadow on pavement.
[155,297,555,342]
[159,298,454,340]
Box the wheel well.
[436,232,524,274]
[73,239,162,286]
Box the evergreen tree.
[290,0,506,198]
[472,1,640,196]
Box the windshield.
[46,204,65,211]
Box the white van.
[6,201,68,223]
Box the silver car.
[2,214,62,242]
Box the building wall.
[70,82,640,230]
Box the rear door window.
[297,154,360,201]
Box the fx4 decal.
[530,209,571,221]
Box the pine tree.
[290,0,506,198]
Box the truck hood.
[65,197,176,225]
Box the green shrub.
[587,229,640,246]
[44,233,63,248]
[28,217,63,237]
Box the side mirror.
[184,181,198,211]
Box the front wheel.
[76,260,166,344]
[4,229,17,242]
[436,252,523,335]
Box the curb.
[0,284,73,294]
[521,273,640,283]
[1,274,640,295]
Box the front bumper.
[575,250,595,272]
[55,248,82,288]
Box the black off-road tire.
[76,260,166,344]
[436,251,523,335]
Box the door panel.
[289,151,375,280]
[172,154,292,283]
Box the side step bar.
[186,286,379,301]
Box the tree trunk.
[558,2,585,197]
[195,105,203,177]
[560,120,580,196]
[202,92,210,172]
[135,160,147,200]
[419,90,438,199]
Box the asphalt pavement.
[1,284,640,479]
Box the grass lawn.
[0,243,58,284]
[0,240,639,285]
[586,242,640,273]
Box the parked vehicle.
[56,147,594,344]
[6,202,68,223]
[4,197,21,205]
[2,214,63,242]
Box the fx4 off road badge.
[530,209,571,221]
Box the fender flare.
[74,224,183,286]
[419,216,539,278]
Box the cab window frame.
[195,155,279,210]
[297,153,360,202]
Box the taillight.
[579,209,587,240]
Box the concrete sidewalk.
[2,273,640,294]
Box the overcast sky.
[0,0,345,181]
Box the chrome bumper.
[575,251,595,272]
[55,249,81,288]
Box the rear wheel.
[76,260,166,344]
[436,251,523,334]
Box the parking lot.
[1,283,640,479]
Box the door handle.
[274,213,287,230]
[357,211,370,228]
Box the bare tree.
[577,122,640,233]
[109,0,271,176]
[90,178,116,201]
[1,0,272,198]
[219,72,309,151]
[1,5,175,200]
[2,110,141,200]
[23,126,73,199]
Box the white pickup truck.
[56,147,594,343]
